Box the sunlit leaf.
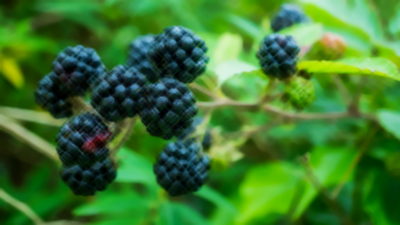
[215,60,258,88]
[298,58,400,81]
[195,186,237,214]
[0,56,24,88]
[213,33,243,65]
[280,23,324,46]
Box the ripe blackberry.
[51,45,106,95]
[56,113,112,168]
[34,72,73,118]
[127,35,159,83]
[139,78,198,140]
[271,4,309,32]
[60,158,117,196]
[153,139,210,196]
[148,26,209,83]
[91,65,147,122]
[256,34,300,79]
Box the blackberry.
[139,78,198,140]
[91,65,147,122]
[153,139,210,196]
[271,4,309,32]
[148,26,209,83]
[127,35,159,83]
[34,72,73,118]
[256,34,300,79]
[56,113,112,168]
[60,158,117,196]
[51,45,106,95]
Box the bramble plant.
[3,1,400,225]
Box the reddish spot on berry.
[82,131,112,153]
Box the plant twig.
[111,117,137,156]
[189,83,218,100]
[0,114,59,163]
[332,76,351,104]
[0,188,44,225]
[0,106,64,127]
[299,156,355,225]
[332,125,380,198]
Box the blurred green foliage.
[2,0,400,224]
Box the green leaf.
[237,162,299,224]
[0,56,24,88]
[159,202,211,225]
[279,23,324,46]
[194,186,237,214]
[215,60,258,88]
[298,58,400,81]
[220,69,268,102]
[225,14,261,39]
[73,193,149,216]
[115,147,156,185]
[213,33,243,65]
[378,110,400,140]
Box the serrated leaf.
[213,33,243,65]
[215,60,258,88]
[298,58,400,81]
[279,23,324,46]
[377,110,400,140]
[0,56,24,88]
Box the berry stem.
[69,97,92,115]
[0,188,44,225]
[110,117,137,157]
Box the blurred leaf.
[73,193,150,216]
[221,69,268,102]
[0,56,24,88]
[225,14,261,39]
[194,185,237,214]
[215,60,258,88]
[298,58,400,81]
[378,110,400,140]
[170,202,211,225]
[280,23,324,46]
[115,147,156,185]
[237,162,299,224]
[213,33,243,65]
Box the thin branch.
[0,188,44,225]
[0,114,59,163]
[189,83,218,100]
[299,156,355,225]
[332,76,351,104]
[111,117,137,157]
[197,100,377,122]
[332,126,380,198]
[0,106,64,127]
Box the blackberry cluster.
[91,65,147,122]
[34,72,73,118]
[271,4,309,32]
[56,113,116,196]
[256,34,300,80]
[127,35,159,83]
[178,117,203,140]
[153,139,210,196]
[139,78,198,140]
[148,26,209,83]
[51,45,106,95]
